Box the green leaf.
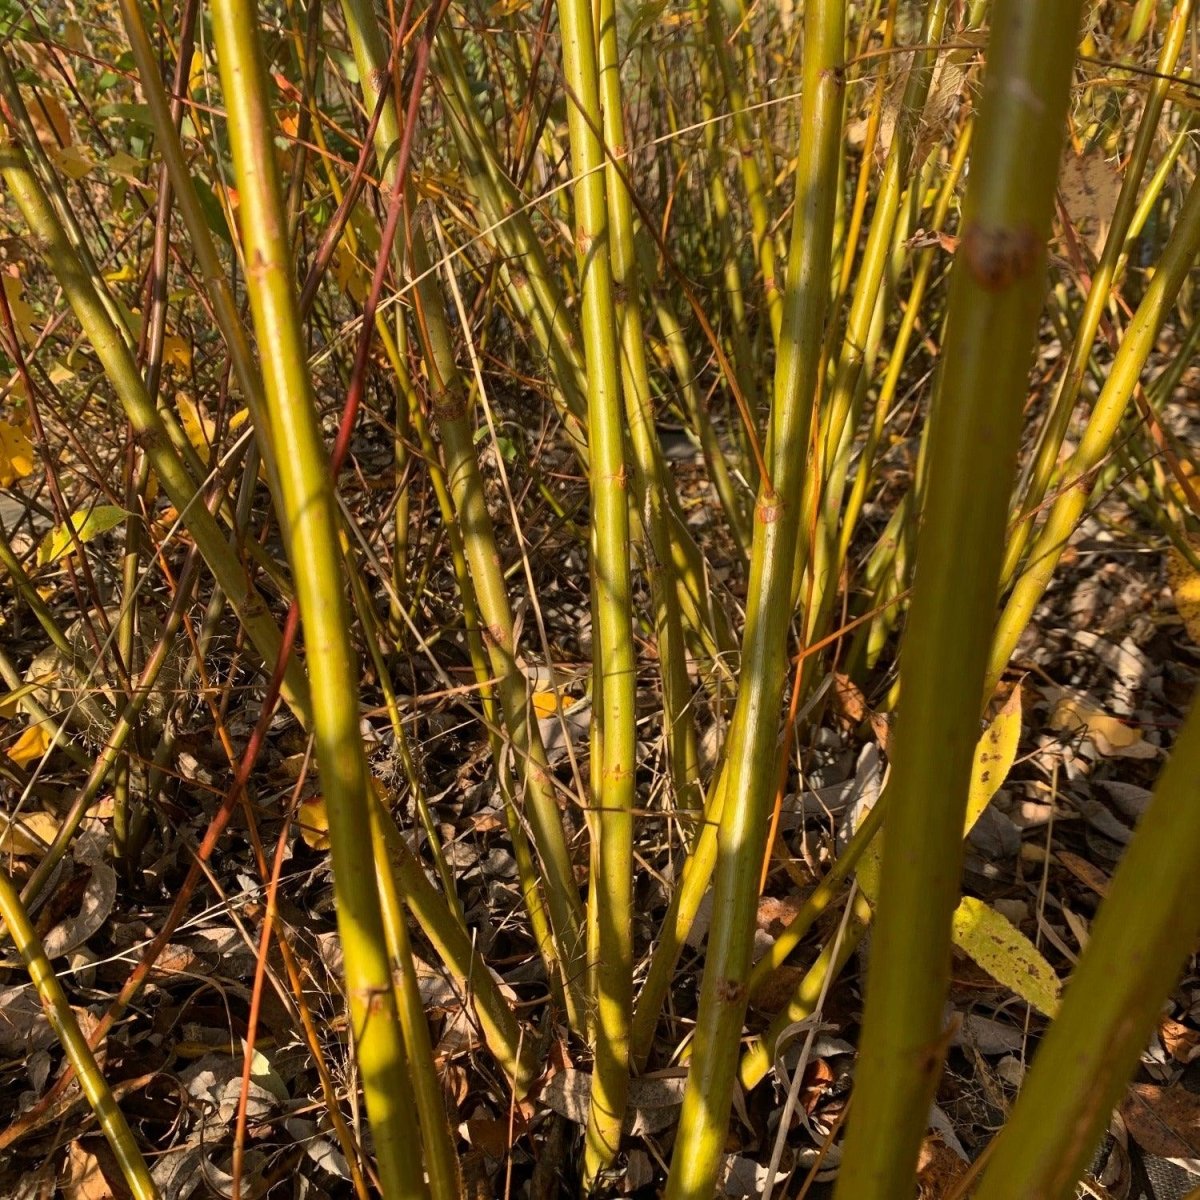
[192,177,233,244]
[94,102,156,132]
[952,896,1061,1017]
[38,505,130,566]
[627,0,669,45]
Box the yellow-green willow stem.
[837,122,974,571]
[553,0,638,1172]
[338,0,587,1032]
[663,5,844,1193]
[630,764,726,1068]
[0,140,310,725]
[0,870,159,1200]
[748,797,888,993]
[638,243,752,555]
[833,7,1082,1197]
[115,0,281,481]
[19,561,201,909]
[1124,113,1194,254]
[433,26,735,671]
[433,28,589,456]
[0,59,212,491]
[973,693,1200,1200]
[835,0,898,306]
[1003,0,1193,586]
[702,0,781,344]
[594,0,702,821]
[397,413,565,1016]
[795,0,949,597]
[370,805,462,1200]
[687,0,760,431]
[741,897,870,1090]
[208,4,427,1194]
[986,166,1200,698]
[374,800,536,1094]
[345,547,465,931]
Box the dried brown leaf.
[1120,1083,1200,1163]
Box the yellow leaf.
[7,721,53,767]
[64,20,87,53]
[0,420,35,486]
[162,334,192,370]
[1167,542,1200,645]
[4,371,26,402]
[964,687,1021,835]
[1048,691,1157,759]
[3,276,39,344]
[38,505,130,566]
[859,693,1024,902]
[104,150,153,196]
[531,691,563,720]
[952,895,1061,1017]
[105,150,141,175]
[188,53,209,98]
[50,143,95,181]
[298,796,330,851]
[0,809,60,856]
[28,93,72,149]
[0,674,58,718]
[176,391,215,453]
[332,248,368,304]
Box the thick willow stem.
[209,3,428,1192]
[662,6,844,1194]
[833,6,1082,1195]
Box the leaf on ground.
[7,720,53,766]
[539,1067,687,1136]
[1159,1017,1200,1065]
[0,983,60,1053]
[38,505,129,566]
[1167,543,1200,645]
[62,1140,114,1200]
[0,419,35,485]
[0,808,59,856]
[917,1134,970,1199]
[1047,690,1157,759]
[1056,849,1110,897]
[831,672,868,726]
[1120,1083,1200,1165]
[531,690,562,720]
[964,686,1022,834]
[43,857,117,959]
[951,895,1061,1017]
